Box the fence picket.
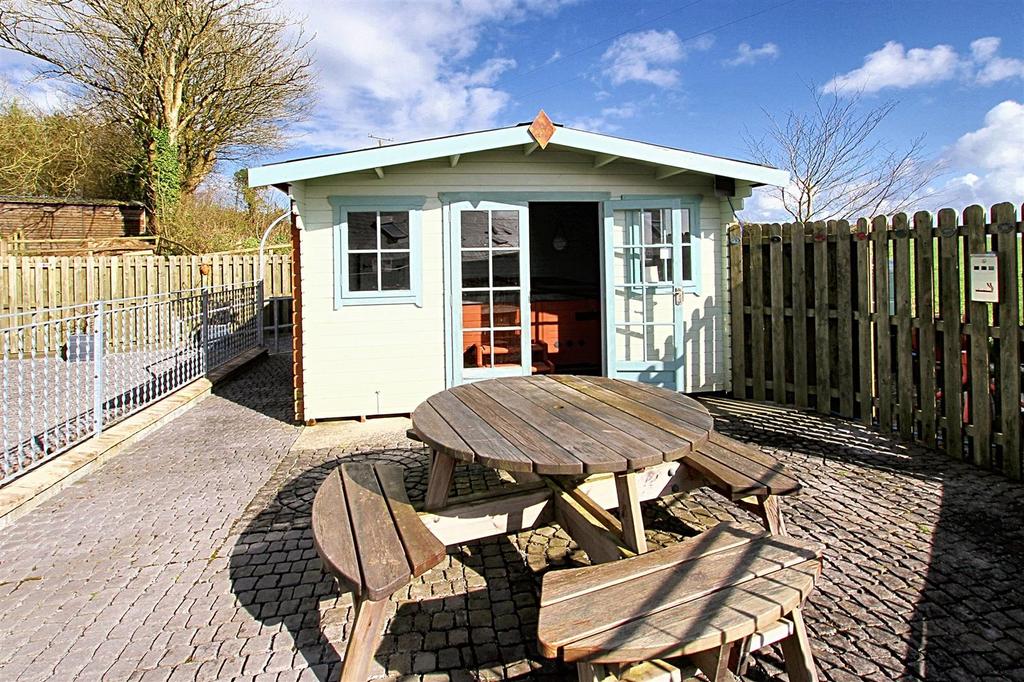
[914,211,937,447]
[965,205,991,467]
[790,223,809,408]
[855,219,873,424]
[728,226,746,399]
[937,208,964,460]
[993,202,1020,477]
[769,223,786,402]
[813,221,831,413]
[748,224,766,401]
[835,220,854,418]
[893,213,914,439]
[872,215,894,433]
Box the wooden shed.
[248,113,788,422]
[0,196,146,241]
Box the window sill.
[337,292,422,308]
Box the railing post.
[201,287,210,374]
[93,300,105,436]
[257,280,265,348]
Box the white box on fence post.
[969,253,999,303]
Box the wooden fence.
[729,202,1023,480]
[1,253,292,316]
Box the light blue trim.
[442,202,456,388]
[248,124,789,188]
[603,196,703,390]
[330,196,426,308]
[446,200,532,386]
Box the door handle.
[674,287,683,305]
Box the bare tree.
[0,0,312,227]
[745,89,943,222]
[0,89,138,198]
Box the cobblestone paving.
[0,352,1022,681]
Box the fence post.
[93,300,105,436]
[201,287,210,374]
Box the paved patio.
[0,351,1022,681]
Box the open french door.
[449,200,531,384]
[603,199,687,390]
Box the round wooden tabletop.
[411,375,714,476]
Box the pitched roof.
[248,122,789,188]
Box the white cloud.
[970,37,1001,62]
[824,36,1024,94]
[940,99,1024,207]
[273,0,574,152]
[600,29,712,88]
[823,41,959,94]
[724,42,779,67]
[567,103,637,132]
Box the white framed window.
[330,196,426,307]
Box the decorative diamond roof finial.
[528,110,555,149]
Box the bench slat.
[541,523,766,607]
[538,531,823,656]
[560,561,820,662]
[341,463,412,602]
[375,464,446,578]
[311,469,362,597]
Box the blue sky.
[2,0,1022,217]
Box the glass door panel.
[452,201,530,382]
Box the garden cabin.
[248,113,788,422]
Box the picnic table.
[313,375,819,681]
[411,375,802,558]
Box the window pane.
[679,208,690,235]
[491,210,520,247]
[349,253,378,291]
[492,251,519,286]
[462,291,490,329]
[492,330,522,365]
[492,290,520,327]
[682,241,692,281]
[646,325,675,362]
[646,286,674,324]
[644,209,671,244]
[380,211,409,249]
[615,325,644,362]
[348,212,377,250]
[644,247,673,283]
[614,248,642,285]
[380,252,410,290]
[615,286,644,325]
[461,250,489,288]
[463,330,491,368]
[461,211,488,248]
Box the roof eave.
[249,125,789,189]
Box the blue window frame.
[330,196,426,307]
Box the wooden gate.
[729,202,1022,479]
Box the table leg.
[424,449,456,511]
[755,494,788,536]
[613,471,647,554]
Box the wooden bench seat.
[537,522,823,681]
[312,463,446,681]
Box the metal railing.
[0,281,262,484]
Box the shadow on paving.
[701,396,1024,682]
[213,350,297,425]
[227,442,574,680]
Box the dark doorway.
[528,202,602,375]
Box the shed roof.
[248,119,789,189]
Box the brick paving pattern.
[0,351,1022,681]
